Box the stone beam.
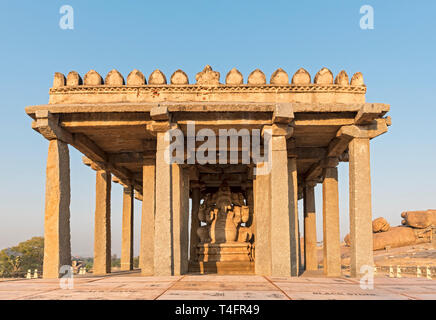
[26,102,389,117]
[33,110,73,144]
[306,118,390,181]
[354,103,390,125]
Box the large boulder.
[401,210,433,228]
[427,209,436,225]
[372,217,390,232]
[373,226,417,250]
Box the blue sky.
[0,1,435,257]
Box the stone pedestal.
[121,186,134,271]
[94,169,111,275]
[43,140,71,279]
[322,164,341,277]
[349,138,374,277]
[197,242,254,262]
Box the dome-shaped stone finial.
[170,69,189,84]
[225,68,243,85]
[105,69,125,85]
[291,68,311,85]
[350,72,364,86]
[334,70,349,85]
[247,69,266,85]
[270,68,289,85]
[83,70,103,85]
[196,65,220,85]
[148,69,167,85]
[66,71,82,86]
[126,69,146,85]
[53,72,66,88]
[314,68,333,85]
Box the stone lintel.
[26,102,389,117]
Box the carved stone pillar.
[154,131,173,276]
[254,164,271,275]
[140,159,155,275]
[172,164,190,275]
[288,156,300,276]
[349,138,373,277]
[42,139,71,279]
[322,158,341,277]
[270,134,294,277]
[121,186,134,271]
[189,181,201,261]
[303,181,318,271]
[94,168,111,275]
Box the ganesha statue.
[196,182,253,244]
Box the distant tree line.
[0,237,140,278]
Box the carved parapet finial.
[335,70,349,86]
[225,68,243,85]
[148,69,167,84]
[83,70,103,86]
[247,69,266,85]
[66,71,82,86]
[196,65,220,85]
[53,72,66,88]
[127,69,146,85]
[170,69,189,84]
[291,68,311,84]
[270,68,289,85]
[314,67,333,85]
[350,72,365,86]
[105,69,125,85]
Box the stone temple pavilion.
[25,65,390,279]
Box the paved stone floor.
[0,273,435,300]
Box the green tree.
[0,237,44,278]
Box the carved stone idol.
[196,182,252,244]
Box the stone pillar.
[140,160,155,275]
[322,159,341,277]
[93,169,111,275]
[172,164,190,275]
[288,157,300,276]
[349,138,374,277]
[121,186,134,271]
[254,164,271,275]
[270,135,294,277]
[189,182,201,261]
[43,140,71,279]
[154,132,173,276]
[303,181,318,271]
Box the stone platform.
[0,272,434,300]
